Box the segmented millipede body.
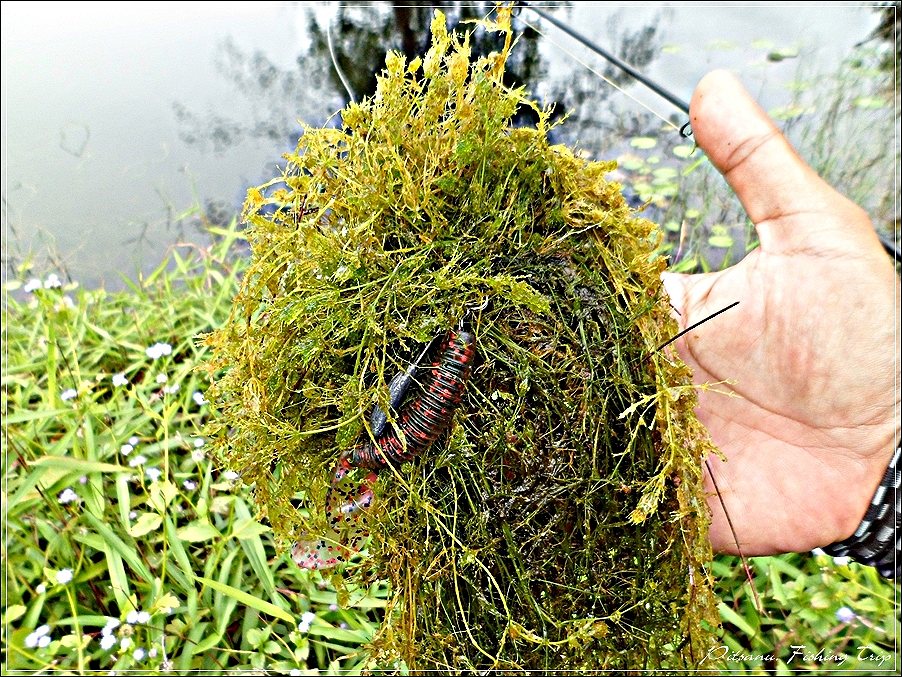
[292,328,476,570]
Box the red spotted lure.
[292,327,477,570]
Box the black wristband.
[821,443,900,579]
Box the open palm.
[662,71,899,555]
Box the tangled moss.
[204,7,720,671]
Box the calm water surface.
[1,2,887,289]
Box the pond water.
[2,2,891,289]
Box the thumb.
[690,70,870,254]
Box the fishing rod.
[515,2,901,262]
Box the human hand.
[662,70,900,555]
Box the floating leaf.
[629,136,657,150]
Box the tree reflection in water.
[173,2,662,157]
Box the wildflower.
[25,624,51,648]
[79,475,88,484]
[120,443,134,456]
[102,619,120,635]
[24,278,42,293]
[836,606,856,623]
[146,343,173,360]
[44,273,62,289]
[58,488,79,504]
[128,436,139,446]
[148,647,158,658]
[191,448,205,463]
[125,609,151,625]
[182,480,197,491]
[163,383,180,395]
[298,610,316,633]
[339,622,348,629]
[55,569,74,584]
[128,455,147,468]
[223,470,239,481]
[61,388,78,401]
[193,391,208,406]
[58,295,75,310]
[145,467,162,482]
[156,373,169,384]
[194,438,205,448]
[120,636,132,650]
[133,648,146,661]
[129,511,137,520]
[112,373,129,387]
[100,634,117,650]
[36,583,47,594]
[328,603,338,611]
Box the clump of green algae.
[204,7,720,671]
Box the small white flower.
[79,475,88,484]
[129,511,138,520]
[100,634,117,650]
[128,455,147,468]
[182,480,197,491]
[133,648,146,661]
[328,603,338,611]
[836,606,857,623]
[223,470,239,481]
[44,273,62,289]
[301,611,316,625]
[55,569,74,584]
[191,448,205,463]
[112,373,129,387]
[120,443,134,456]
[146,343,173,360]
[58,295,75,310]
[24,278,42,293]
[163,383,180,395]
[102,619,120,635]
[25,624,51,648]
[126,610,140,625]
[148,647,158,658]
[137,611,151,624]
[194,438,205,448]
[36,583,47,594]
[156,373,169,384]
[298,621,311,633]
[61,388,78,401]
[58,488,79,504]
[37,634,52,648]
[339,621,348,629]
[833,556,851,566]
[120,636,132,650]
[192,391,207,406]
[145,467,162,482]
[128,436,139,446]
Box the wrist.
[822,438,900,578]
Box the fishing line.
[516,14,681,136]
[327,21,357,103]
[517,2,690,135]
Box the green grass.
[3,224,385,673]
